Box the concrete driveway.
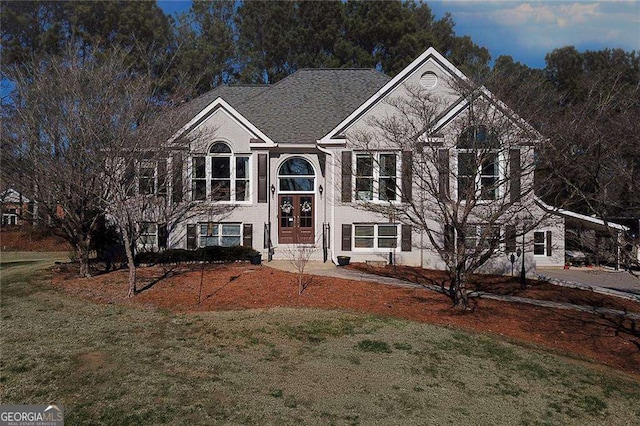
[537,267,640,296]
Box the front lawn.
[1,264,639,424]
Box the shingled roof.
[179,68,391,144]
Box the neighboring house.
[0,188,31,226]
[134,47,611,272]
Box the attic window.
[420,72,438,89]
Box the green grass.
[1,267,639,425]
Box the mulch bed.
[349,263,640,313]
[51,263,640,378]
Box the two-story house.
[139,47,572,272]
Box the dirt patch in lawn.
[51,263,640,377]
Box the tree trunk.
[121,228,137,298]
[76,242,91,278]
[450,269,469,310]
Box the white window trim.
[277,156,316,194]
[198,222,243,247]
[138,222,158,249]
[190,146,252,204]
[533,230,548,257]
[352,223,400,252]
[2,212,18,225]
[454,150,505,202]
[138,160,158,196]
[353,151,401,204]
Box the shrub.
[135,246,259,265]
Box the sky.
[158,0,639,69]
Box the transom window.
[457,125,500,201]
[192,142,250,202]
[278,158,315,192]
[199,223,242,247]
[355,152,397,201]
[354,224,398,249]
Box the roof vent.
[420,71,438,89]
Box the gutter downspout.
[317,143,337,265]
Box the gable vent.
[420,72,438,89]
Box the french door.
[278,194,314,244]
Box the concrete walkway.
[265,261,640,320]
[538,267,640,296]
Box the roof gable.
[319,47,464,143]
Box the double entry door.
[278,194,314,244]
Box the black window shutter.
[258,154,267,203]
[401,151,412,202]
[438,149,450,200]
[157,157,167,196]
[341,151,352,203]
[401,225,412,252]
[243,223,253,248]
[341,224,352,251]
[186,224,197,250]
[505,225,516,253]
[158,223,168,249]
[546,231,552,256]
[172,153,183,203]
[510,148,521,203]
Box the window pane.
[212,181,231,201]
[356,155,373,177]
[210,142,231,153]
[458,177,473,200]
[356,177,373,200]
[221,236,241,247]
[201,236,218,247]
[380,154,396,176]
[458,153,475,176]
[481,153,498,175]
[212,157,230,178]
[354,237,374,248]
[355,225,374,237]
[236,157,249,178]
[379,177,396,200]
[378,237,397,248]
[222,224,241,236]
[236,180,249,201]
[279,177,314,191]
[193,157,205,178]
[193,180,206,200]
[378,225,397,237]
[534,232,545,244]
[279,158,314,175]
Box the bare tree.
[2,44,234,293]
[347,78,554,309]
[3,45,133,276]
[282,238,319,295]
[538,69,640,272]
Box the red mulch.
[349,264,640,313]
[51,263,640,378]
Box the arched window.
[278,157,315,192]
[191,142,250,202]
[457,125,500,200]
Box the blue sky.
[158,0,639,69]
